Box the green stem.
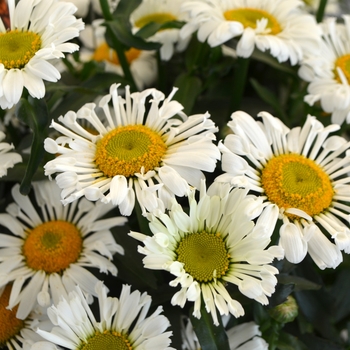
[316,0,328,23]
[156,50,166,92]
[228,56,250,118]
[99,0,138,92]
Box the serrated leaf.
[190,302,230,350]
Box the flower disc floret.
[261,153,334,218]
[224,8,282,35]
[334,54,350,84]
[80,331,132,350]
[176,231,230,282]
[23,220,83,273]
[0,30,41,69]
[95,125,167,178]
[0,285,25,347]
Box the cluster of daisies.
[0,0,350,349]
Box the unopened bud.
[268,295,298,324]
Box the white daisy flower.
[79,19,157,90]
[300,16,350,125]
[0,180,126,320]
[180,0,321,65]
[0,0,84,109]
[0,131,22,177]
[44,83,220,216]
[216,111,348,269]
[181,316,268,350]
[130,0,190,61]
[0,284,49,350]
[32,281,175,350]
[130,181,283,326]
[61,0,119,17]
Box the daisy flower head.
[32,281,175,350]
[130,181,283,326]
[0,131,22,177]
[79,19,157,90]
[216,111,349,269]
[0,180,126,320]
[181,316,268,350]
[0,0,84,109]
[300,16,350,125]
[130,0,190,61]
[44,83,220,216]
[180,0,321,65]
[0,284,49,350]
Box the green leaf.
[190,302,230,350]
[277,274,321,291]
[276,331,309,350]
[104,19,161,51]
[135,20,185,39]
[15,97,49,195]
[250,78,288,122]
[111,0,141,18]
[268,283,295,308]
[173,73,202,114]
[251,49,296,75]
[50,72,129,120]
[330,270,350,323]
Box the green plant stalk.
[99,0,138,92]
[228,56,250,118]
[316,0,328,23]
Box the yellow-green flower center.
[22,220,83,273]
[176,231,230,283]
[95,125,167,178]
[0,285,25,347]
[261,153,334,219]
[334,54,350,84]
[80,331,132,350]
[0,30,42,69]
[135,12,177,28]
[92,44,141,66]
[224,8,282,35]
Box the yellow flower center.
[261,153,334,219]
[0,30,42,69]
[224,8,282,35]
[0,285,25,347]
[95,125,167,178]
[80,331,132,350]
[92,44,141,66]
[176,231,230,283]
[22,220,83,274]
[334,54,350,84]
[135,12,177,28]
